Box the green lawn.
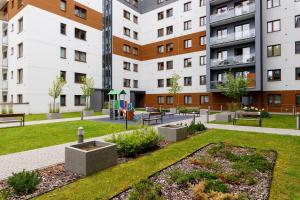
[36,129,300,200]
[25,112,103,122]
[211,114,297,129]
[0,121,137,156]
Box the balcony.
[210,3,255,26]
[211,54,255,69]
[210,29,255,48]
[210,75,256,90]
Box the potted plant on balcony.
[168,73,182,114]
[81,77,95,117]
[47,76,65,119]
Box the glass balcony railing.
[210,29,255,46]
[210,3,255,23]
[211,54,255,68]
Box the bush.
[107,128,163,157]
[0,189,10,200]
[187,122,207,134]
[8,170,41,195]
[128,179,162,200]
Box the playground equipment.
[107,90,135,120]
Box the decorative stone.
[158,125,188,142]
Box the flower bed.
[111,143,276,200]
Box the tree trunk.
[53,98,56,113]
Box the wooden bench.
[0,113,25,127]
[142,112,163,125]
[233,111,262,127]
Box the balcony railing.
[211,54,255,68]
[210,3,255,23]
[210,29,255,46]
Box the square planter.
[83,110,94,117]
[158,125,188,142]
[47,113,61,120]
[215,112,232,122]
[65,141,117,176]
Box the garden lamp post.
[78,127,84,143]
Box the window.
[166,96,173,104]
[296,41,300,54]
[166,26,173,35]
[60,0,66,11]
[60,95,66,106]
[18,17,23,33]
[133,31,138,40]
[133,64,138,72]
[17,94,23,103]
[184,39,192,48]
[75,50,86,62]
[267,20,280,33]
[133,47,138,55]
[200,96,209,104]
[296,68,300,80]
[60,47,66,58]
[133,80,138,88]
[268,94,281,105]
[267,0,280,9]
[157,96,164,104]
[75,6,87,19]
[200,36,206,45]
[166,43,173,52]
[200,56,206,65]
[267,44,281,57]
[184,77,192,86]
[75,28,86,40]
[296,94,300,106]
[123,79,131,87]
[60,70,66,81]
[157,79,164,87]
[184,58,192,68]
[267,69,281,81]
[18,43,23,58]
[166,8,173,17]
[296,15,300,28]
[74,73,86,83]
[123,62,130,70]
[133,15,138,24]
[158,62,164,71]
[157,45,164,53]
[166,78,172,87]
[17,68,23,84]
[184,20,192,30]
[199,0,205,7]
[184,2,192,12]
[75,95,85,106]
[123,10,130,20]
[157,28,164,37]
[123,27,131,37]
[166,61,173,69]
[158,11,164,20]
[2,94,7,103]
[184,96,192,105]
[199,16,206,26]
[200,75,206,85]
[123,45,131,53]
[60,23,66,35]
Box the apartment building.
[0,0,300,114]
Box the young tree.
[48,76,65,113]
[168,73,182,108]
[81,77,95,110]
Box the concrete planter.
[102,109,110,115]
[215,112,233,122]
[169,108,177,114]
[65,141,117,176]
[47,113,61,120]
[158,125,188,142]
[83,110,94,117]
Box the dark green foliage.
[232,153,271,174]
[107,128,163,157]
[187,122,207,134]
[260,110,270,118]
[204,179,229,193]
[8,170,41,195]
[128,179,162,200]
[0,189,10,200]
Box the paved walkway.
[0,114,299,180]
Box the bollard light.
[297,113,300,130]
[78,127,84,143]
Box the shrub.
[232,153,271,174]
[0,189,10,200]
[128,179,162,200]
[107,128,163,157]
[204,179,229,193]
[187,122,207,134]
[8,170,41,195]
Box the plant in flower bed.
[111,143,276,200]
[8,170,41,195]
[242,106,270,118]
[107,128,163,157]
[186,122,207,134]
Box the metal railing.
[211,54,255,67]
[210,29,255,45]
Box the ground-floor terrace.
[144,90,300,113]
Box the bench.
[142,112,163,125]
[0,113,25,127]
[233,111,262,127]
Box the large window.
[200,56,206,66]
[184,58,192,68]
[17,68,23,84]
[200,75,206,85]
[157,79,164,87]
[75,50,86,62]
[75,6,87,19]
[184,39,192,49]
[60,23,66,35]
[184,96,192,105]
[267,0,280,9]
[166,96,174,104]
[158,62,164,71]
[60,0,66,11]
[268,94,281,105]
[184,2,192,12]
[18,17,23,33]
[296,15,300,28]
[74,73,86,83]
[157,96,164,105]
[267,69,281,81]
[200,96,209,104]
[75,28,86,40]
[123,45,131,53]
[267,44,281,57]
[123,62,130,71]
[74,95,85,106]
[167,61,173,69]
[184,20,192,30]
[60,95,66,106]
[267,20,280,33]
[123,79,131,87]
[296,41,300,54]
[184,77,192,86]
[60,47,66,58]
[18,43,23,58]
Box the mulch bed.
[111,143,277,200]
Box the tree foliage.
[168,73,182,107]
[81,77,95,110]
[48,76,65,113]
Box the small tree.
[48,76,65,113]
[81,77,95,110]
[216,72,248,110]
[168,73,182,108]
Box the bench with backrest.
[0,113,25,127]
[233,111,262,127]
[142,112,163,125]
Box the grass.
[25,112,103,122]
[211,114,297,129]
[36,129,300,200]
[0,121,137,156]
